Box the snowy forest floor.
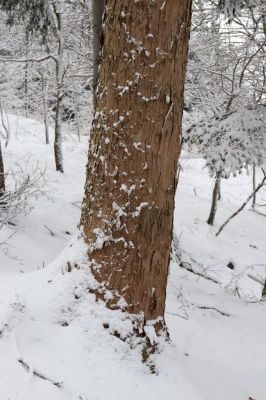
[0,115,265,400]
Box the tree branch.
[216,169,266,237]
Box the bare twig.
[166,311,189,320]
[251,209,266,218]
[0,158,46,229]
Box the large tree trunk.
[92,0,105,109]
[80,0,192,341]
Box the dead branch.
[216,169,266,237]
[0,54,53,63]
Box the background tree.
[0,0,92,170]
[184,0,266,225]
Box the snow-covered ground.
[0,115,265,400]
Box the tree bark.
[207,172,221,226]
[80,0,192,338]
[92,0,105,109]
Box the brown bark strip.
[80,0,192,333]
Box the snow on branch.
[185,107,266,179]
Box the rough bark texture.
[92,0,105,109]
[207,172,221,226]
[81,0,192,331]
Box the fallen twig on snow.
[180,261,220,285]
[18,358,63,388]
[44,224,55,236]
[216,168,266,237]
[193,305,231,317]
[166,311,189,320]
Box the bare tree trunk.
[53,5,64,173]
[92,0,105,109]
[252,163,256,208]
[0,141,5,198]
[216,169,266,237]
[80,0,192,344]
[41,76,50,145]
[207,172,221,226]
[24,30,30,118]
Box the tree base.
[66,259,169,364]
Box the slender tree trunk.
[218,178,221,200]
[0,141,5,198]
[25,31,30,118]
[252,163,256,209]
[41,77,50,145]
[92,0,105,109]
[207,172,222,225]
[53,5,64,173]
[80,0,192,341]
